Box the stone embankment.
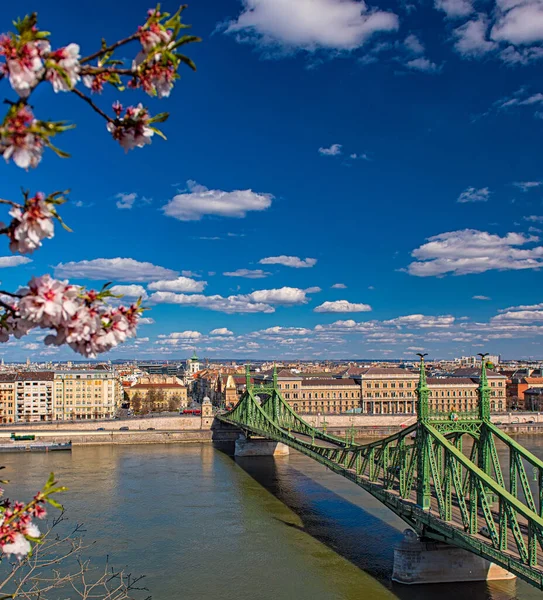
[0,412,541,446]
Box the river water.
[4,435,543,600]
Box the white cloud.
[525,215,543,223]
[319,143,342,156]
[139,317,155,325]
[147,277,206,293]
[259,326,312,336]
[491,0,543,45]
[23,343,40,350]
[435,0,473,18]
[163,180,273,221]
[404,34,425,54]
[407,229,543,276]
[54,258,179,282]
[246,287,309,305]
[514,181,542,191]
[473,295,491,300]
[493,310,543,322]
[405,57,441,72]
[109,284,148,299]
[304,286,322,294]
[149,291,275,313]
[115,192,137,210]
[223,0,399,53]
[0,256,32,268]
[453,15,497,57]
[457,186,491,203]
[332,283,347,289]
[159,331,202,339]
[385,314,455,328]
[259,255,317,268]
[210,328,234,336]
[314,300,372,313]
[223,269,270,278]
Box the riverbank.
[1,412,542,446]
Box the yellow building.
[125,375,188,411]
[0,375,16,424]
[53,370,121,420]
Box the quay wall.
[1,412,542,446]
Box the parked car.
[119,426,129,431]
[147,427,155,431]
[96,427,105,431]
[528,419,535,423]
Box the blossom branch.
[71,88,113,122]
[79,33,140,65]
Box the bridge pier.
[392,530,515,585]
[234,434,289,457]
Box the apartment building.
[16,372,54,422]
[53,370,121,420]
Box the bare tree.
[0,516,150,600]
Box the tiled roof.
[363,367,416,376]
[428,377,477,385]
[16,372,54,381]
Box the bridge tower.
[415,354,431,510]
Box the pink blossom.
[6,192,55,253]
[1,105,44,170]
[46,43,81,92]
[83,72,108,93]
[138,23,172,53]
[18,275,79,329]
[131,53,175,98]
[0,37,50,98]
[106,103,154,152]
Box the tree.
[156,389,166,411]
[0,3,199,581]
[131,392,142,413]
[168,394,181,412]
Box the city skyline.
[1,0,543,361]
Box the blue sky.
[1,0,543,361]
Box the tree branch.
[71,89,113,122]
[80,33,140,65]
[80,67,134,77]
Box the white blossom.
[18,275,80,329]
[46,43,81,92]
[5,41,49,98]
[2,133,44,170]
[24,521,40,538]
[7,195,55,253]
[2,533,31,560]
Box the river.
[4,435,543,600]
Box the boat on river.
[0,441,72,453]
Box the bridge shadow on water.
[218,445,527,600]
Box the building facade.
[0,374,16,424]
[16,372,54,422]
[125,375,188,411]
[53,370,121,420]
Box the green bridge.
[217,356,543,589]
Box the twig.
[80,67,134,77]
[0,290,23,298]
[71,89,113,122]
[0,199,22,209]
[80,33,140,65]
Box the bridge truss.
[217,360,543,589]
